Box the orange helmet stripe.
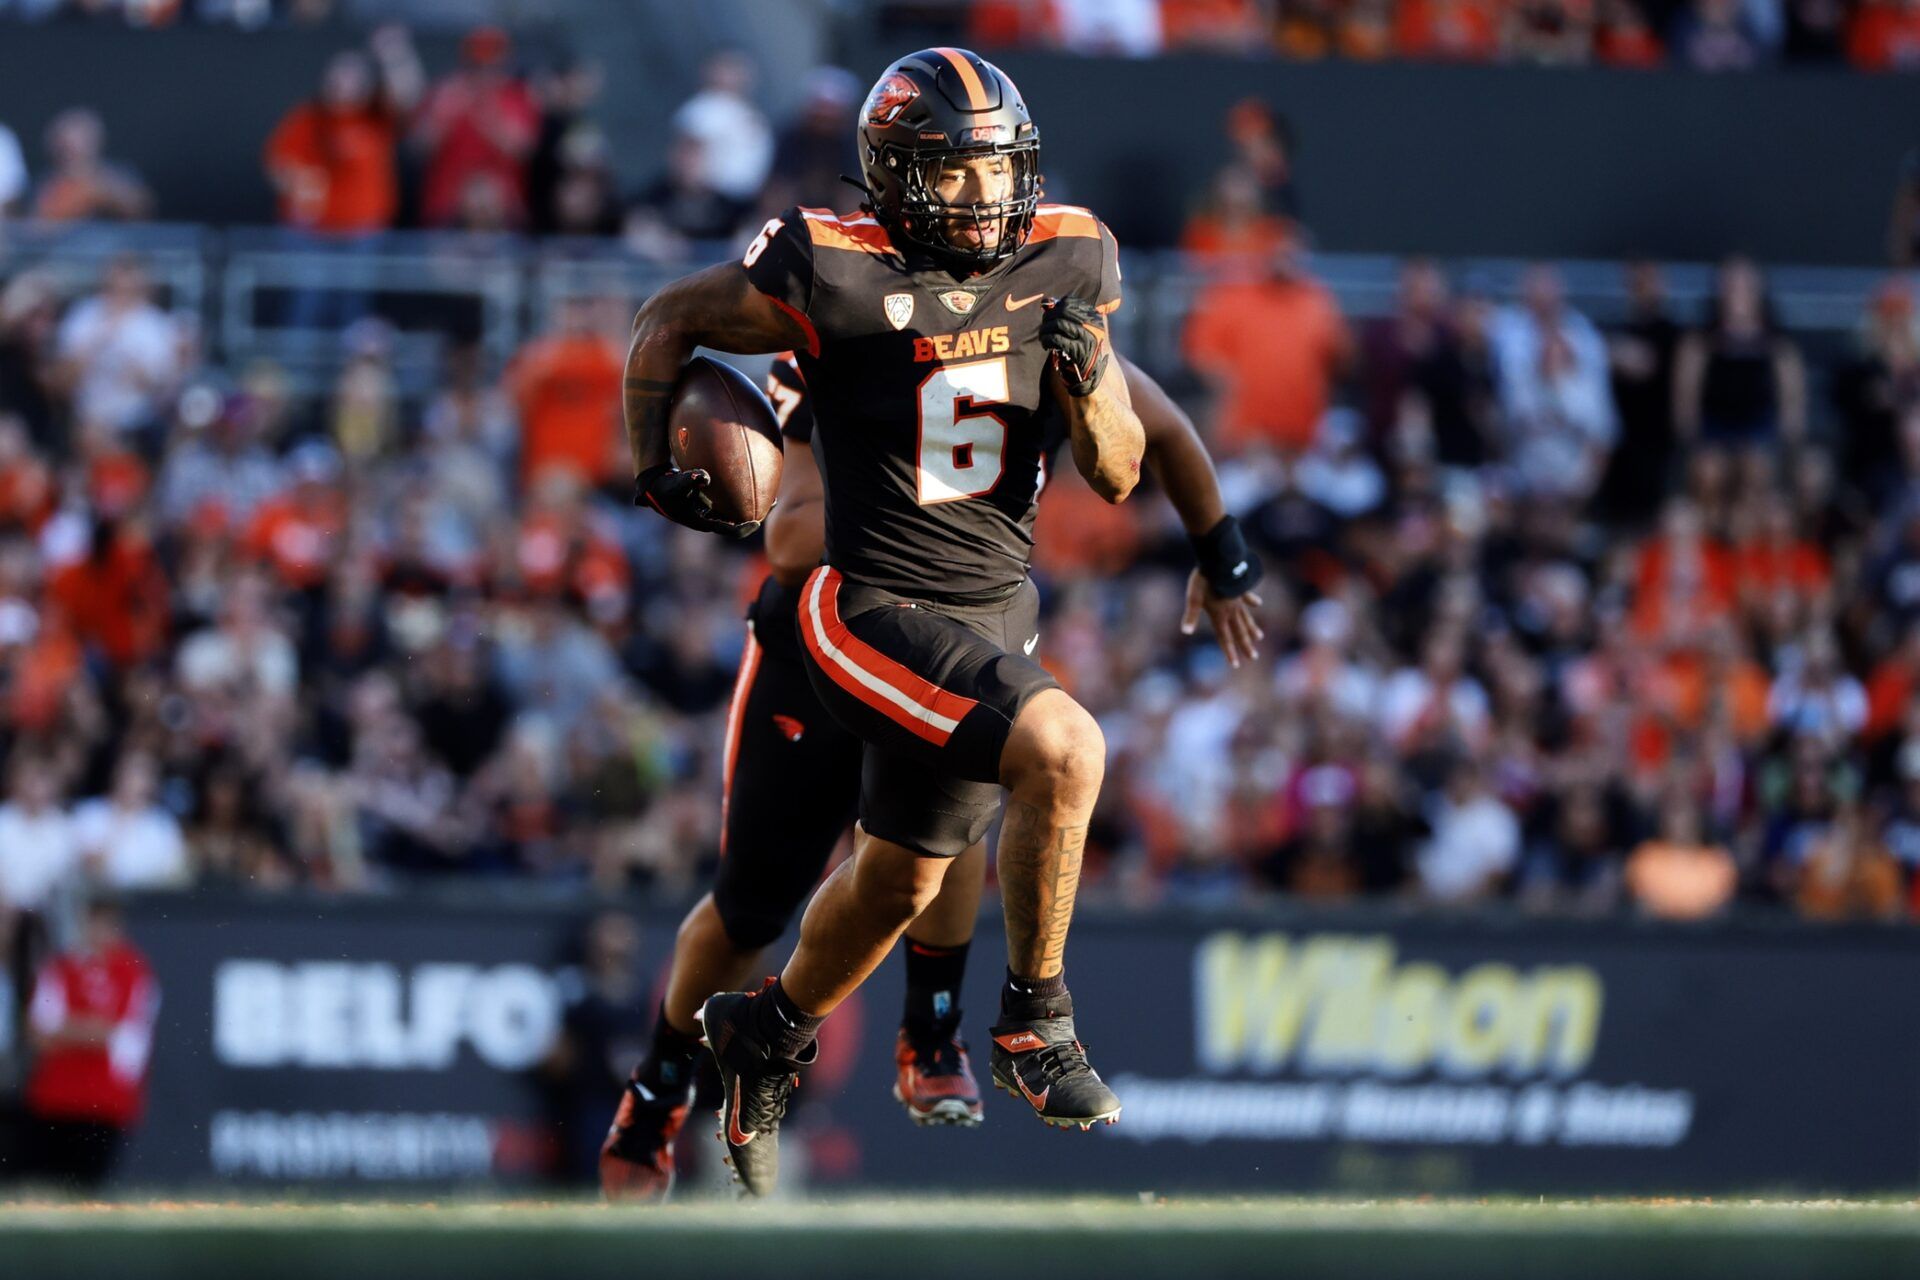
[932,46,991,110]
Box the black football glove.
[1038,295,1109,396]
[633,463,762,540]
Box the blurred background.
[1,0,1920,1201]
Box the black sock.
[1001,967,1071,1020]
[635,1001,701,1096]
[902,938,969,1037]
[750,978,827,1061]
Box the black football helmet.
[856,48,1041,268]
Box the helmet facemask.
[875,138,1041,267]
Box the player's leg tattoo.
[997,799,1087,979]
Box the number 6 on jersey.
[917,357,1009,505]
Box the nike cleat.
[893,1026,985,1127]
[599,1074,690,1204]
[989,1012,1121,1131]
[695,983,817,1198]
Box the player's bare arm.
[1123,358,1266,668]
[623,262,807,535]
[1045,299,1144,503]
[762,436,824,586]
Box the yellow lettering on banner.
[1298,937,1394,1073]
[1374,962,1448,1078]
[1438,964,1521,1077]
[1508,967,1603,1077]
[1193,930,1608,1080]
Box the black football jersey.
[742,203,1121,601]
[764,351,815,446]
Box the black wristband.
[1190,515,1263,598]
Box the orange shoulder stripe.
[1029,205,1102,243]
[799,207,896,256]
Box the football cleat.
[988,1011,1121,1131]
[599,1074,690,1204]
[695,983,817,1198]
[892,1026,985,1128]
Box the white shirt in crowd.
[672,89,772,204]
[1417,789,1522,902]
[1051,0,1164,55]
[175,623,299,697]
[70,797,189,889]
[55,295,181,433]
[0,123,26,211]
[1377,668,1492,749]
[0,802,78,911]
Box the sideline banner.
[117,896,1920,1194]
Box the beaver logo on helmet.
[865,72,919,127]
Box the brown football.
[667,355,784,525]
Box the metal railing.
[0,219,1900,401]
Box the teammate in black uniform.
[601,353,1264,1201]
[620,48,1261,1196]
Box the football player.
[621,48,1262,1196]
[601,351,1263,1201]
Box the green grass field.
[5,1197,1920,1280]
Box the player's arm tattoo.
[622,262,810,474]
[997,798,1088,979]
[1055,359,1144,505]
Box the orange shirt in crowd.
[47,535,169,670]
[264,101,402,234]
[1161,0,1265,47]
[510,333,625,491]
[1625,839,1737,920]
[1032,464,1144,579]
[1179,211,1295,263]
[245,493,348,591]
[1865,655,1918,740]
[1184,275,1349,453]
[1596,21,1664,67]
[1734,538,1831,607]
[1630,536,1738,639]
[1796,834,1904,920]
[1849,2,1920,70]
[1395,0,1501,60]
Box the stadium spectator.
[1414,757,1521,902]
[1793,802,1904,917]
[1672,0,1769,68]
[527,56,606,237]
[1222,99,1298,220]
[1180,165,1295,266]
[1184,240,1353,454]
[762,66,864,215]
[1395,0,1503,60]
[508,298,624,494]
[1488,264,1616,503]
[263,26,421,236]
[1358,259,1492,466]
[70,752,188,890]
[0,755,77,920]
[51,256,182,445]
[1848,0,1920,69]
[45,513,168,672]
[0,274,60,450]
[1674,258,1806,476]
[1596,261,1682,526]
[624,134,751,262]
[1594,0,1666,64]
[540,909,649,1183]
[1051,0,1166,54]
[413,27,539,229]
[31,108,151,223]
[669,50,772,208]
[1783,0,1848,61]
[156,388,284,532]
[20,895,157,1190]
[1502,0,1595,63]
[1624,791,1737,918]
[0,120,26,217]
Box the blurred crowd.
[2,14,1920,945]
[950,0,1920,70]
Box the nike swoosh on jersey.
[1005,292,1046,311]
[632,1081,655,1102]
[1023,634,1039,655]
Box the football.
[667,355,784,524]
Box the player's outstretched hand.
[1038,296,1108,396]
[633,464,763,540]
[1181,570,1265,669]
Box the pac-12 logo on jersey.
[884,293,915,330]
